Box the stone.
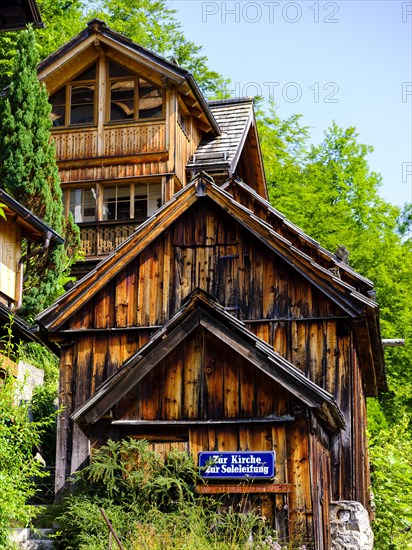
[330,501,374,550]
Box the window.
[50,61,163,127]
[67,187,96,223]
[50,65,96,127]
[64,183,161,223]
[138,79,163,119]
[109,61,163,122]
[103,183,161,220]
[103,185,131,221]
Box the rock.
[330,501,373,549]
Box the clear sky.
[171,0,412,207]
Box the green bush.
[369,415,412,548]
[54,439,290,550]
[0,375,54,547]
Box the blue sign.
[199,451,276,479]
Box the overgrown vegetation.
[54,439,304,549]
[0,27,80,320]
[0,331,56,548]
[258,102,412,547]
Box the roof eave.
[0,188,64,245]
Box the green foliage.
[258,103,412,545]
[369,416,412,548]
[0,359,56,547]
[80,0,228,97]
[17,343,59,466]
[0,0,228,98]
[19,342,59,387]
[55,439,292,549]
[0,27,79,320]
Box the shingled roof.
[188,98,254,173]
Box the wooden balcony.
[79,220,142,258]
[52,122,166,162]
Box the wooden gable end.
[60,197,347,334]
[115,326,292,422]
[71,291,344,430]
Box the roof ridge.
[208,97,255,106]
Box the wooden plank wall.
[0,219,20,303]
[59,200,369,508]
[175,122,190,186]
[190,420,313,543]
[115,328,291,421]
[310,433,332,549]
[58,160,169,184]
[67,201,345,331]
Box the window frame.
[62,181,162,224]
[49,64,98,128]
[107,62,164,124]
[49,59,165,128]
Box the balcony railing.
[79,221,142,257]
[52,122,166,162]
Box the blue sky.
[171,0,412,207]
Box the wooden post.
[99,508,124,550]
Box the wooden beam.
[58,326,162,333]
[352,318,377,397]
[57,151,168,169]
[112,417,295,426]
[196,484,291,494]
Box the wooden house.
[0,188,63,375]
[37,19,265,276]
[36,21,385,547]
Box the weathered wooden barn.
[36,20,385,547]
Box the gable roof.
[223,175,374,291]
[0,188,64,244]
[36,174,378,332]
[72,288,345,433]
[221,176,386,394]
[37,19,220,136]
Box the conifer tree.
[0,27,79,320]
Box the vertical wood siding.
[57,199,370,535]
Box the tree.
[0,0,228,98]
[0,27,79,320]
[258,104,412,545]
